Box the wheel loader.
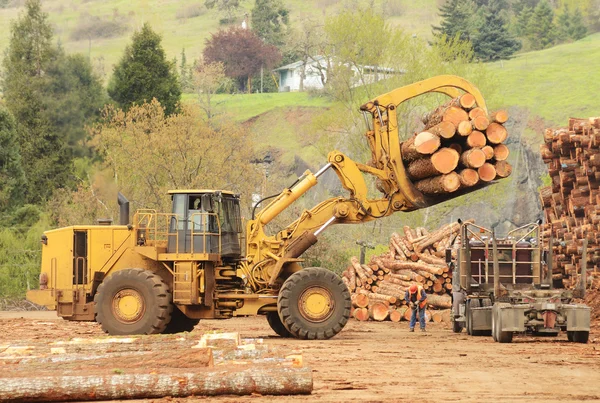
[27,75,495,339]
[449,220,591,343]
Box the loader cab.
[167,190,242,258]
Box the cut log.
[478,163,497,182]
[493,144,510,161]
[468,107,486,120]
[401,132,441,161]
[442,106,469,127]
[458,93,477,109]
[0,366,313,401]
[457,120,473,137]
[432,311,443,323]
[466,131,486,148]
[491,109,509,124]
[426,293,452,308]
[389,309,402,322]
[379,259,444,275]
[460,148,486,169]
[369,302,390,321]
[472,115,490,131]
[482,145,494,160]
[486,122,508,144]
[348,266,356,292]
[414,172,461,195]
[494,160,513,178]
[416,252,446,266]
[351,293,369,308]
[441,309,452,323]
[352,307,369,321]
[458,168,479,187]
[427,121,456,139]
[407,147,459,179]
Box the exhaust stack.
[118,192,129,226]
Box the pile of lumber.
[0,332,312,401]
[539,117,600,289]
[400,94,512,196]
[342,220,473,322]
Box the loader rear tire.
[163,305,199,334]
[266,311,291,337]
[570,331,589,344]
[94,268,173,335]
[278,267,351,340]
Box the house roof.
[273,56,404,74]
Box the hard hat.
[409,284,417,293]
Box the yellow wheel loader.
[27,75,492,339]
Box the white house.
[273,56,403,92]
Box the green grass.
[182,91,331,122]
[489,32,600,126]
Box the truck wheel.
[465,300,472,335]
[494,305,513,343]
[572,331,589,344]
[266,311,291,337]
[163,306,199,334]
[94,268,173,335]
[278,267,351,340]
[452,319,463,333]
[567,331,574,342]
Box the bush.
[175,3,206,20]
[70,12,129,41]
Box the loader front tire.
[277,267,351,340]
[94,268,173,335]
[266,311,291,337]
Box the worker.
[405,284,427,332]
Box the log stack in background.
[342,220,474,323]
[539,117,600,290]
[399,95,512,196]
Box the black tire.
[267,311,291,337]
[567,331,574,342]
[94,268,172,335]
[278,267,351,340]
[492,306,498,342]
[572,331,589,344]
[494,305,513,343]
[452,319,464,333]
[163,305,199,334]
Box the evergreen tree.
[1,0,103,203]
[515,6,534,37]
[569,7,588,40]
[527,0,556,50]
[472,0,521,61]
[556,4,572,43]
[432,0,477,42]
[0,108,25,211]
[108,23,181,115]
[251,0,290,47]
[179,48,193,92]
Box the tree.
[203,27,281,92]
[85,100,259,214]
[432,0,478,42]
[1,0,104,203]
[108,23,181,115]
[0,108,25,211]
[251,0,290,47]
[569,7,588,40]
[515,6,534,37]
[179,48,193,92]
[527,0,556,50]
[471,0,521,61]
[193,60,233,120]
[204,0,243,23]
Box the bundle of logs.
[341,220,474,322]
[539,117,600,290]
[401,94,512,196]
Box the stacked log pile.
[399,95,512,196]
[342,220,474,323]
[539,117,600,290]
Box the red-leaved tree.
[203,27,281,93]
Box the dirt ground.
[1,310,599,403]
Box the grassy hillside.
[489,32,600,127]
[0,0,439,81]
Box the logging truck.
[26,75,510,339]
[449,220,591,343]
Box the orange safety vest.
[410,286,428,309]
